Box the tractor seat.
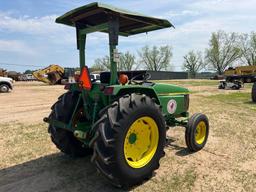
[100,72,111,84]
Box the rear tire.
[252,83,256,102]
[48,91,91,157]
[185,113,209,152]
[90,94,166,187]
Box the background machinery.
[44,3,210,188]
[0,68,7,77]
[33,64,64,84]
[0,76,14,93]
[33,64,75,85]
[218,65,256,102]
[219,66,256,89]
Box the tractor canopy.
[55,2,173,36]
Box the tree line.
[91,45,172,72]
[91,31,256,77]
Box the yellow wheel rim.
[124,116,159,169]
[195,121,206,144]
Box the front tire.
[48,91,91,157]
[185,113,209,152]
[90,94,166,187]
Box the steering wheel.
[129,73,151,85]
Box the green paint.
[111,83,189,96]
[129,133,137,144]
[153,83,189,94]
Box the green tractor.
[44,2,209,188]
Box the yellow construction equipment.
[219,65,256,90]
[219,65,256,102]
[224,66,256,78]
[33,64,64,85]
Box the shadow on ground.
[244,101,256,104]
[0,153,127,192]
[0,139,188,192]
[165,137,192,157]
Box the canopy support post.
[76,26,86,70]
[108,15,119,85]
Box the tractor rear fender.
[110,84,189,117]
[113,86,161,104]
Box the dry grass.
[0,80,256,192]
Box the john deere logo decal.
[167,99,177,114]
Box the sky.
[0,0,255,72]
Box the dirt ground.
[0,82,64,124]
[0,81,255,192]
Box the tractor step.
[43,117,72,132]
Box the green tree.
[138,45,172,71]
[183,51,204,78]
[239,32,256,65]
[205,31,241,75]
[24,69,33,74]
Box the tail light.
[104,86,114,95]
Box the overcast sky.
[0,0,255,72]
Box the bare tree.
[138,45,172,71]
[91,56,110,71]
[119,51,137,71]
[90,63,105,72]
[91,52,138,71]
[205,31,241,75]
[183,51,204,78]
[239,32,256,66]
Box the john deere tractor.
[44,2,209,188]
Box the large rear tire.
[90,94,166,187]
[48,91,91,157]
[252,83,256,102]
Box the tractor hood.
[153,83,189,95]
[107,82,189,96]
